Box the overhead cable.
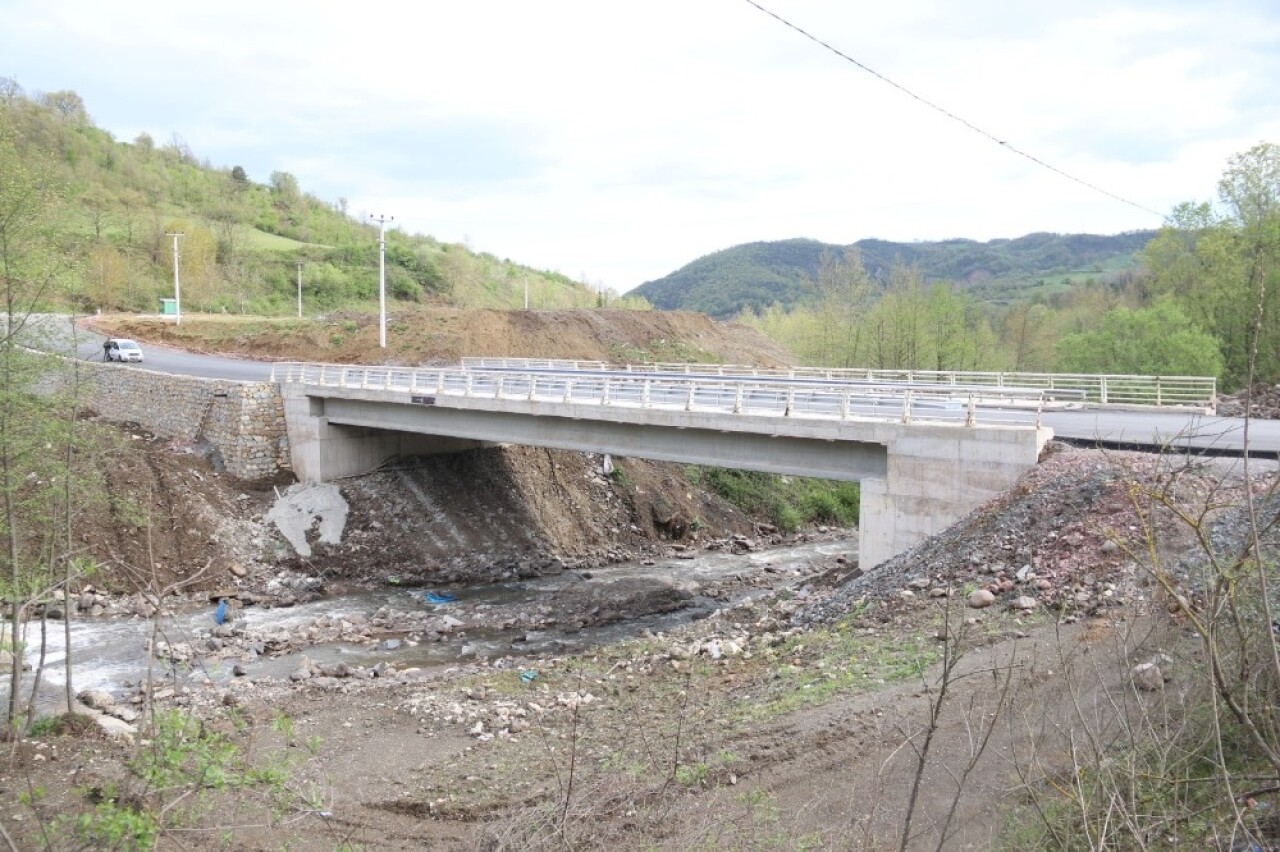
[742,0,1164,218]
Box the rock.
[1010,595,1038,611]
[78,688,115,711]
[94,715,137,740]
[320,662,352,678]
[968,589,997,609]
[232,664,249,677]
[109,706,139,723]
[907,577,931,590]
[380,639,402,652]
[229,563,248,578]
[928,588,949,598]
[1131,661,1165,691]
[1100,540,1120,554]
[289,667,312,682]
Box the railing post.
[563,379,573,404]
[840,390,850,420]
[902,390,913,424]
[436,371,445,393]
[602,379,611,405]
[965,394,976,427]
[1156,377,1162,407]
[465,372,474,396]
[495,375,505,398]
[642,380,651,407]
[784,387,794,417]
[1100,377,1108,404]
[685,383,695,411]
[528,376,537,401]
[733,384,742,414]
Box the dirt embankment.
[95,307,797,367]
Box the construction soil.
[2,310,1275,850]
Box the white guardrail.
[271,363,1048,429]
[461,357,1218,410]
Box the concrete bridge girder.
[281,384,1050,569]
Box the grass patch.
[741,620,937,721]
[686,466,859,531]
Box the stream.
[4,537,852,714]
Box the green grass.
[740,620,937,722]
[685,467,859,531]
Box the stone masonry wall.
[74,361,291,481]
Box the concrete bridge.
[274,362,1059,568]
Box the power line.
[741,0,1164,219]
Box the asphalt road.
[74,332,274,382]
[50,317,1277,458]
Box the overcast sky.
[4,1,1278,291]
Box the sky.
[3,1,1278,293]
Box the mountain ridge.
[631,231,1157,318]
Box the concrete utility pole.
[296,261,304,319]
[166,232,184,325]
[370,214,393,348]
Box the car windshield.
[117,340,140,350]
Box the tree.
[1141,144,1280,387]
[230,165,249,185]
[1001,302,1055,371]
[38,89,88,123]
[0,126,80,727]
[1055,298,1224,377]
[812,248,873,367]
[269,171,300,209]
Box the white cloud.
[3,0,1278,290]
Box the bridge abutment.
[283,391,489,480]
[859,426,1049,569]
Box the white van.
[103,338,144,363]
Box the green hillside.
[633,231,1157,318]
[0,86,633,314]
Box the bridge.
[275,361,1090,568]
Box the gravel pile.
[797,443,1278,626]
[1217,384,1280,419]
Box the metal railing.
[461,357,1217,409]
[273,362,1046,429]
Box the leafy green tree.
[1055,297,1224,377]
[0,123,81,726]
[1144,143,1280,387]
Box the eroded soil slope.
[289,448,757,586]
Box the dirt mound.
[93,307,797,367]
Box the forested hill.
[0,84,625,315]
[632,231,1157,318]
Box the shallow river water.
[6,537,851,712]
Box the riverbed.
[5,534,853,713]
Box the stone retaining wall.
[72,361,291,481]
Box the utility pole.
[296,261,304,318]
[370,214,393,348]
[524,274,529,310]
[166,231,184,325]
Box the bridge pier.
[859,427,1049,569]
